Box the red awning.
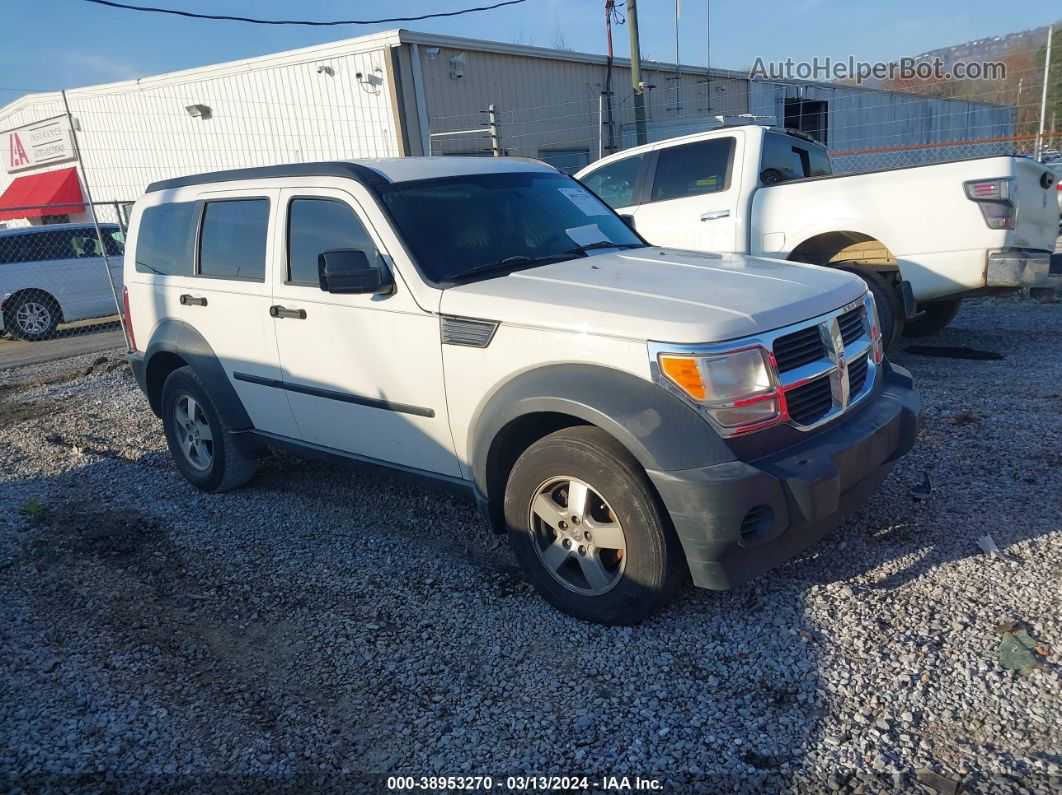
[0,167,84,221]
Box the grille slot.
[785,376,833,425]
[848,355,869,394]
[838,308,865,346]
[440,316,499,347]
[773,326,824,372]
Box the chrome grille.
[773,326,825,372]
[838,307,865,346]
[785,376,834,425]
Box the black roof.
[146,161,390,193]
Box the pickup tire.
[161,366,257,492]
[842,268,903,351]
[504,426,687,625]
[902,299,963,338]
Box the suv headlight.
[656,345,781,433]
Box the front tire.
[161,366,256,492]
[902,299,962,338]
[5,291,61,341]
[504,426,687,625]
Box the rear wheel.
[5,291,61,341]
[161,366,256,492]
[504,426,687,625]
[842,268,903,351]
[902,299,963,338]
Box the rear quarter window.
[135,203,196,275]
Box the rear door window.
[136,203,196,275]
[581,153,646,209]
[649,137,735,203]
[198,199,269,281]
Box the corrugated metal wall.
[748,81,1016,168]
[415,45,746,167]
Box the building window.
[538,149,590,174]
[783,98,828,144]
[40,214,70,225]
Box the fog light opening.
[739,505,775,545]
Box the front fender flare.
[468,364,735,500]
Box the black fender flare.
[468,363,735,501]
[142,319,253,430]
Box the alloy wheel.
[173,394,214,471]
[528,475,627,595]
[15,302,52,335]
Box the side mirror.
[619,213,636,229]
[318,249,394,295]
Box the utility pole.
[627,0,648,145]
[1036,25,1053,159]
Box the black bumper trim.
[648,363,920,590]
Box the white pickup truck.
[577,125,1062,346]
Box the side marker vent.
[441,316,499,348]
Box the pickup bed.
[577,125,1061,345]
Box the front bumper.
[986,250,1061,289]
[648,363,920,590]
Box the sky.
[0,0,1057,103]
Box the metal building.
[0,28,1014,226]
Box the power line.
[80,0,529,26]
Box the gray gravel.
[1,296,1060,793]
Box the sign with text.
[4,117,77,174]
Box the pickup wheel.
[842,268,903,351]
[504,426,687,625]
[902,299,963,338]
[161,366,257,492]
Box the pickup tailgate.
[1012,158,1059,250]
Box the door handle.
[700,210,731,221]
[269,305,307,320]
[179,294,207,306]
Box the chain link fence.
[0,201,129,351]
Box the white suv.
[124,158,920,625]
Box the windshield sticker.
[695,176,718,187]
[558,187,607,216]
[565,224,612,247]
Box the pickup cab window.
[760,132,832,184]
[649,138,735,203]
[580,153,646,209]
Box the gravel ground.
[1,296,1060,793]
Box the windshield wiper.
[448,242,642,283]
[573,241,642,253]
[449,251,586,282]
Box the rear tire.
[902,299,963,338]
[843,268,903,352]
[5,291,61,341]
[161,366,256,492]
[504,426,687,625]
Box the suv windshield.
[379,171,644,284]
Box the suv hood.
[440,248,866,343]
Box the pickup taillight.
[964,178,1016,230]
